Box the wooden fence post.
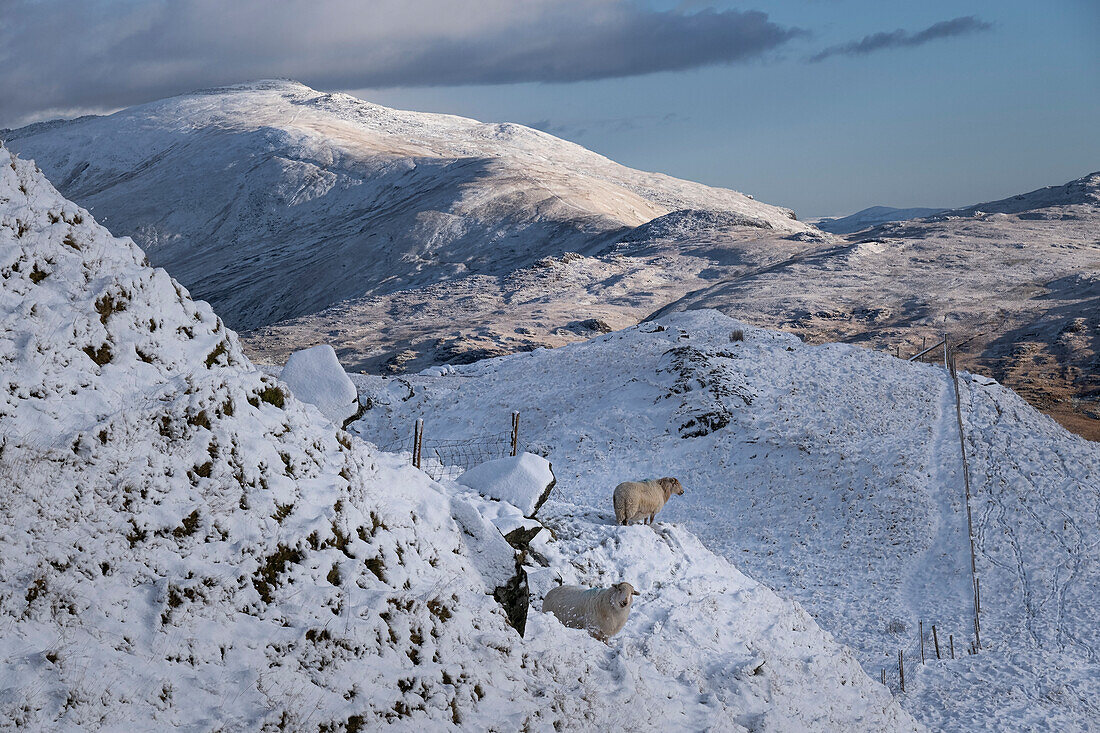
[920,621,925,664]
[413,418,424,469]
[950,634,955,659]
[898,650,905,692]
[932,625,941,659]
[511,411,520,457]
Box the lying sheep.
[613,477,684,525]
[542,582,638,641]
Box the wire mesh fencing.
[375,432,516,482]
[372,412,521,482]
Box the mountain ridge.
[814,205,946,234]
[3,80,809,332]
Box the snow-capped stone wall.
[458,453,556,517]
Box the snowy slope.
[350,309,1100,731]
[653,172,1100,440]
[3,80,810,333]
[813,206,945,234]
[246,222,825,373]
[947,172,1100,216]
[0,148,916,729]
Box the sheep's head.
[611,582,638,609]
[660,477,685,496]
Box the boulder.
[279,344,358,425]
[457,453,556,517]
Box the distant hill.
[814,205,945,234]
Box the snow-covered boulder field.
[0,148,917,729]
[352,310,1100,731]
[279,343,359,425]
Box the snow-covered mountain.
[814,206,945,234]
[2,80,811,334]
[6,82,1095,440]
[653,172,1100,439]
[0,147,919,728]
[350,309,1100,731]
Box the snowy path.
[904,374,1100,729]
[900,375,975,652]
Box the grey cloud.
[808,16,992,63]
[0,1,805,126]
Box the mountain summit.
[3,80,810,333]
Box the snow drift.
[457,453,555,517]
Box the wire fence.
[372,412,521,482]
[876,332,985,694]
[375,431,517,482]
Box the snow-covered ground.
[350,309,1100,731]
[0,147,920,728]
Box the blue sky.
[345,1,1100,216]
[3,0,1098,215]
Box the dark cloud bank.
[808,16,992,63]
[0,1,994,127]
[0,0,804,126]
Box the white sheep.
[542,582,638,641]
[613,477,684,525]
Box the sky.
[1,1,1098,216]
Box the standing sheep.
[613,477,684,525]
[542,582,638,641]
